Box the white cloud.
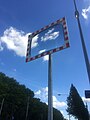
[82,97,90,102]
[53,96,67,109]
[0,46,3,51]
[32,35,39,48]
[0,27,27,57]
[48,28,54,34]
[60,110,64,115]
[39,49,46,54]
[41,28,59,42]
[0,42,3,51]
[35,87,67,110]
[0,27,38,57]
[35,90,41,95]
[43,55,49,61]
[82,6,90,20]
[35,87,48,102]
[39,49,49,61]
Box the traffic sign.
[85,90,90,98]
[26,17,70,62]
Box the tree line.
[0,72,89,120]
[0,72,64,120]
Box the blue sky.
[0,0,90,119]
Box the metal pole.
[48,54,53,120]
[25,96,30,120]
[0,98,4,116]
[69,114,70,120]
[73,0,90,83]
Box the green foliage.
[66,84,89,120]
[0,72,64,120]
[53,108,64,120]
[0,72,34,120]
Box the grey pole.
[69,114,70,120]
[25,96,30,120]
[73,0,90,83]
[48,54,53,120]
[0,98,4,117]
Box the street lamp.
[73,0,90,83]
[58,93,68,96]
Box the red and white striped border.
[26,17,70,62]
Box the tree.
[0,72,34,120]
[66,84,89,120]
[0,72,65,120]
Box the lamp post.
[73,0,90,83]
[58,93,68,96]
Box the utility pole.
[0,98,4,117]
[73,0,90,83]
[25,96,30,120]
